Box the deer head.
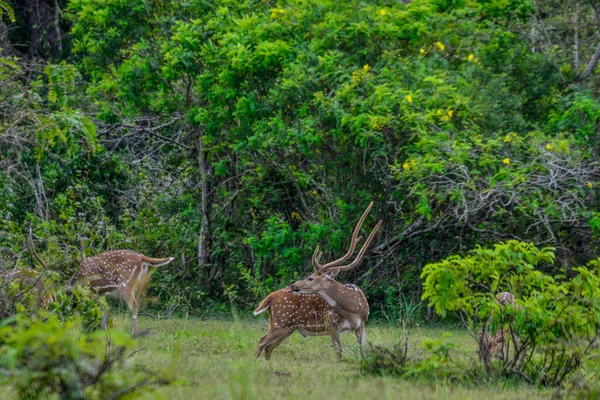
[290,202,381,296]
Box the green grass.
[105,315,553,400]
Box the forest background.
[2,0,600,320]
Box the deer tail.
[253,293,273,316]
[141,255,175,267]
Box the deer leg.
[355,324,367,357]
[130,295,140,336]
[101,306,110,331]
[501,328,509,361]
[329,330,342,360]
[255,329,292,360]
[264,330,295,360]
[121,285,139,336]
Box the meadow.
[117,316,551,400]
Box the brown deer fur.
[74,250,174,334]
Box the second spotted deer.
[73,250,174,334]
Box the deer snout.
[290,284,299,292]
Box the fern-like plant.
[0,0,16,23]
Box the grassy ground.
[108,314,553,400]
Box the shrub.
[360,339,409,377]
[421,240,600,386]
[0,313,170,399]
[0,269,58,320]
[360,333,476,383]
[50,286,108,332]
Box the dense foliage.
[1,0,600,317]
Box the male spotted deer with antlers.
[73,250,174,334]
[254,202,381,360]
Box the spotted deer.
[478,291,517,365]
[254,202,381,360]
[73,250,174,334]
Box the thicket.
[1,0,599,317]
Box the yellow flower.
[291,211,301,221]
[504,135,512,143]
[587,183,593,189]
[420,48,426,55]
[467,54,474,61]
[545,143,553,150]
[363,64,371,72]
[402,162,410,170]
[435,41,445,51]
[311,190,317,195]
[447,110,454,118]
[503,158,510,165]
[380,9,386,16]
[270,8,285,18]
[474,58,480,63]
[405,95,413,103]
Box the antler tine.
[313,202,374,272]
[322,219,382,273]
[311,246,320,272]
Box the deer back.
[263,289,338,332]
[75,250,153,294]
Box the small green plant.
[360,337,410,377]
[0,312,170,399]
[50,286,108,332]
[0,269,58,319]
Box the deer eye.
[307,277,313,281]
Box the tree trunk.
[16,0,63,59]
[580,42,600,80]
[0,21,14,56]
[196,127,212,270]
[580,0,600,80]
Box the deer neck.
[317,281,367,318]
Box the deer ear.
[326,270,339,279]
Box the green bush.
[360,340,410,377]
[50,286,108,332]
[0,269,58,320]
[421,240,600,386]
[360,333,477,383]
[0,313,169,399]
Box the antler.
[313,202,381,273]
[324,219,381,273]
